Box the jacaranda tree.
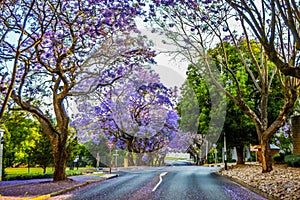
[71,68,183,166]
[0,0,153,181]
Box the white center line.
[152,172,168,192]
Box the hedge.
[284,155,300,167]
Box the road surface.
[61,166,267,200]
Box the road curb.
[213,172,278,200]
[47,174,119,198]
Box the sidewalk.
[0,173,118,199]
[0,166,160,199]
[0,173,117,186]
[0,166,150,188]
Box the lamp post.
[224,132,228,170]
[205,139,208,164]
[0,127,4,181]
[213,143,217,164]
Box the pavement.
[0,166,158,199]
[0,169,121,200]
[0,171,117,186]
[0,166,148,186]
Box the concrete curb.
[49,174,119,197]
[213,172,278,200]
[25,174,119,200]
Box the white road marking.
[152,172,168,192]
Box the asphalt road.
[149,166,266,200]
[65,166,267,200]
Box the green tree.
[221,100,257,164]
[182,63,257,165]
[210,40,285,165]
[149,0,299,173]
[3,112,40,167]
[178,65,216,165]
[180,39,290,168]
[76,143,97,167]
[29,128,53,173]
[2,112,62,174]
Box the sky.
[137,22,188,89]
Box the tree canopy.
[71,67,192,166]
[1,0,299,177]
[146,1,299,172]
[0,0,153,181]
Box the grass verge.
[4,167,85,181]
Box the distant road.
[65,166,267,200]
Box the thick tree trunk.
[196,153,201,165]
[127,145,135,166]
[159,155,165,166]
[128,153,134,166]
[155,153,163,166]
[260,139,273,173]
[236,145,245,164]
[138,153,143,166]
[147,152,154,166]
[52,138,68,181]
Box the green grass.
[4,167,87,181]
[5,167,90,174]
[86,173,105,176]
[5,167,54,175]
[165,157,183,160]
[165,157,192,161]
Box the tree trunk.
[196,153,201,165]
[236,145,245,164]
[127,148,135,166]
[11,92,69,181]
[153,153,159,166]
[52,139,68,181]
[138,153,143,166]
[147,152,153,166]
[260,139,273,172]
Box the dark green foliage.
[3,112,55,172]
[218,99,258,164]
[29,128,53,173]
[273,153,285,164]
[208,152,214,164]
[67,143,98,168]
[3,112,42,167]
[284,155,300,167]
[178,64,211,135]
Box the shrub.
[66,170,83,176]
[273,153,285,164]
[284,155,300,167]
